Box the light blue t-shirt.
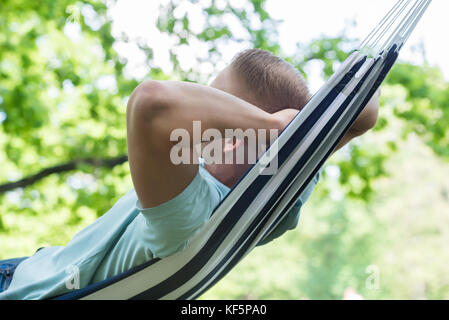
[0,162,319,300]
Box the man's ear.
[223,137,243,153]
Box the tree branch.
[0,155,129,194]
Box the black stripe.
[52,257,162,300]
[53,55,370,301]
[184,56,381,300]
[209,56,367,219]
[129,58,368,300]
[261,45,399,248]
[187,48,398,301]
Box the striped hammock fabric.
[54,0,432,300]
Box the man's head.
[205,49,312,188]
[210,48,311,113]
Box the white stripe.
[81,53,372,300]
[174,62,376,299]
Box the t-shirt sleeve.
[135,167,222,259]
[257,169,321,246]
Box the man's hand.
[272,88,380,153]
[272,109,300,132]
[335,88,381,151]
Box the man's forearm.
[128,80,282,147]
[126,80,292,207]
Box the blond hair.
[230,49,311,113]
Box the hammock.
[54,0,431,300]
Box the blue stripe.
[53,52,394,300]
[129,58,368,300]
[192,45,399,299]
[209,56,367,219]
[184,56,381,300]
[260,45,398,248]
[53,257,162,300]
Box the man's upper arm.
[126,81,198,209]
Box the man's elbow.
[127,80,170,127]
[362,90,381,132]
[364,105,379,132]
[350,102,379,137]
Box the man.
[0,49,379,299]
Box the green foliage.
[156,0,281,82]
[0,0,137,243]
[0,0,448,299]
[201,133,449,300]
[387,63,449,159]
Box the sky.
[107,0,449,91]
